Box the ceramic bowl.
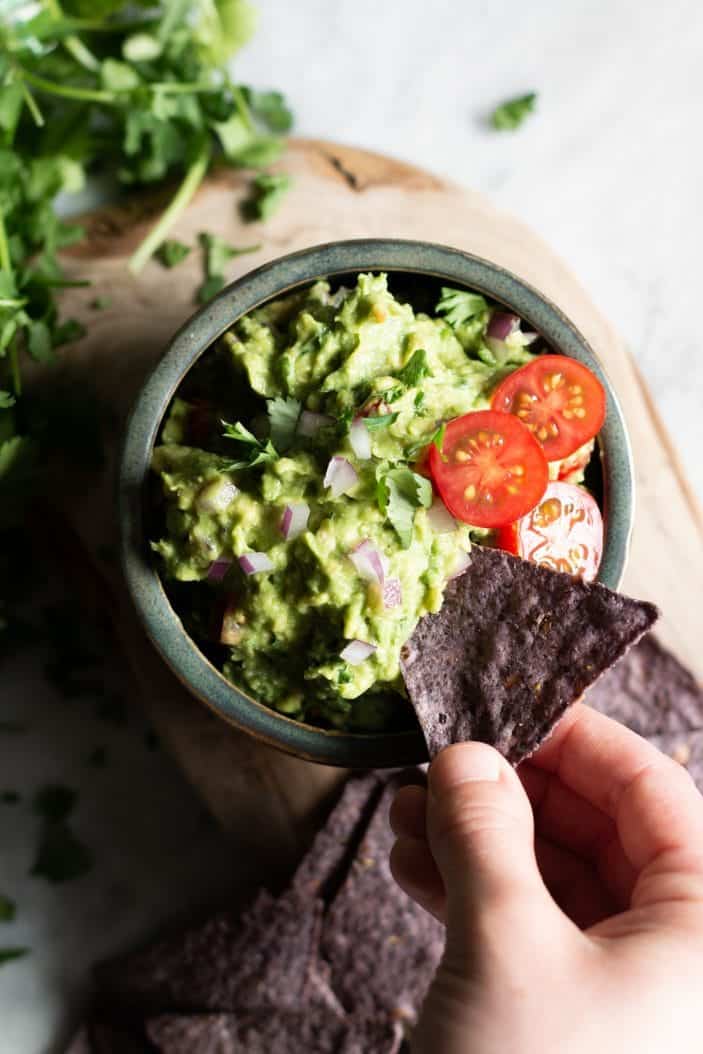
[119,239,634,768]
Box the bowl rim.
[119,238,635,768]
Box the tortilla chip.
[96,891,275,1012]
[586,633,703,736]
[291,773,383,902]
[400,547,659,763]
[147,1010,348,1054]
[320,772,444,1024]
[648,730,703,793]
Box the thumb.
[427,742,561,951]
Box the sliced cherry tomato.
[491,355,605,461]
[497,480,603,582]
[428,410,548,528]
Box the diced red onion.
[349,417,372,460]
[239,552,274,575]
[382,578,402,609]
[487,311,519,341]
[324,456,358,498]
[521,331,538,345]
[427,499,457,534]
[340,639,377,665]
[350,540,385,584]
[449,550,472,579]
[297,410,334,437]
[280,502,310,540]
[207,557,232,582]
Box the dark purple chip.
[648,730,703,794]
[320,772,444,1024]
[586,633,703,736]
[147,1009,354,1054]
[400,547,659,763]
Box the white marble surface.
[2,3,702,1052]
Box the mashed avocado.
[151,273,541,731]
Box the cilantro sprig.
[491,92,537,131]
[222,418,278,470]
[376,465,433,548]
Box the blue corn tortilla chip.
[146,1010,403,1054]
[400,547,659,763]
[320,772,444,1025]
[585,633,703,736]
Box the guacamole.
[151,273,543,731]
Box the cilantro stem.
[18,68,115,105]
[44,0,100,72]
[232,83,254,132]
[0,213,12,274]
[128,136,211,275]
[20,84,44,128]
[0,212,21,397]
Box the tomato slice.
[497,480,603,582]
[491,355,606,461]
[428,410,548,528]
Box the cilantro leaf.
[242,172,292,221]
[436,288,488,329]
[222,418,278,470]
[0,948,28,967]
[267,396,301,451]
[90,297,111,310]
[377,466,433,548]
[155,240,192,268]
[243,88,294,133]
[222,420,259,445]
[396,348,431,387]
[31,820,93,884]
[364,413,399,431]
[432,422,446,452]
[33,785,76,823]
[0,391,15,409]
[491,92,537,131]
[196,233,260,302]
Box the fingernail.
[430,743,502,792]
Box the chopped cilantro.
[0,948,28,967]
[242,172,293,221]
[222,418,278,470]
[196,234,260,303]
[436,288,488,329]
[364,413,399,431]
[90,297,112,310]
[432,422,447,452]
[33,785,76,824]
[0,895,16,922]
[491,92,537,131]
[396,348,431,387]
[414,391,425,410]
[376,466,433,548]
[0,392,15,409]
[155,240,192,269]
[267,396,301,452]
[31,821,94,885]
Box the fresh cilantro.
[436,288,488,328]
[90,297,111,310]
[414,391,425,410]
[376,466,433,548]
[242,172,292,221]
[196,233,260,302]
[432,422,447,452]
[0,948,28,967]
[86,746,107,768]
[382,386,404,404]
[491,92,537,131]
[242,88,294,133]
[396,348,431,387]
[33,785,76,824]
[0,392,15,409]
[364,413,399,431]
[267,396,301,451]
[406,422,445,461]
[31,821,94,884]
[222,418,278,470]
[155,240,192,269]
[1,792,20,805]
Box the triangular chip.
[586,633,703,736]
[400,546,658,763]
[320,772,444,1024]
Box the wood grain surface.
[39,137,703,835]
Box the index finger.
[527,703,703,873]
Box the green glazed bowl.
[119,239,634,768]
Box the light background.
[2,3,701,1051]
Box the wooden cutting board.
[41,138,703,843]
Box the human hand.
[390,703,703,1054]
